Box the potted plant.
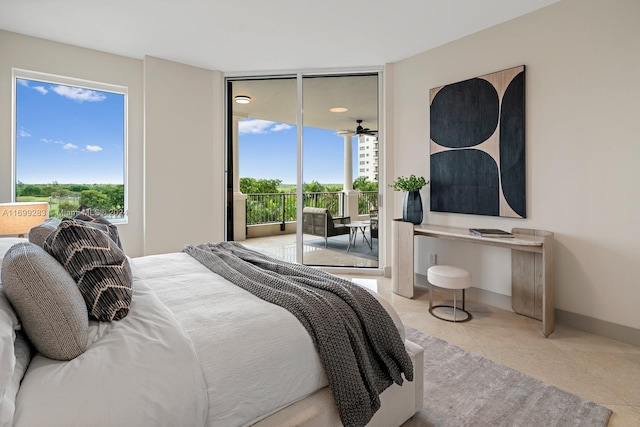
[389,175,429,224]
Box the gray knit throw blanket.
[183,242,413,427]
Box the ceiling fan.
[354,119,378,136]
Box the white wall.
[143,56,224,255]
[0,32,226,256]
[388,0,640,329]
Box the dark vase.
[402,190,423,225]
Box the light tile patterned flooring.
[246,236,640,426]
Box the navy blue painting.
[430,66,526,218]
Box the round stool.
[427,265,472,322]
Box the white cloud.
[19,129,31,137]
[63,143,78,150]
[85,145,103,152]
[33,86,48,95]
[17,79,48,95]
[272,123,293,132]
[238,119,293,135]
[51,85,106,102]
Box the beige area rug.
[402,326,612,427]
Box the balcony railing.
[246,192,346,227]
[357,191,378,215]
[246,191,379,228]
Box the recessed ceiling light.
[234,95,251,104]
[329,107,348,113]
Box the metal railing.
[245,191,346,227]
[357,191,378,215]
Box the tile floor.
[245,235,640,426]
[345,275,640,427]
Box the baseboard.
[555,309,640,347]
[415,273,640,347]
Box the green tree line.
[16,181,124,218]
[241,177,378,225]
[240,176,378,194]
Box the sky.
[15,78,359,186]
[238,119,360,185]
[15,78,125,184]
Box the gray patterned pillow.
[1,242,88,360]
[44,219,132,322]
[72,212,122,249]
[28,217,61,248]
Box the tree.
[80,190,110,211]
[240,177,282,194]
[303,180,326,193]
[353,176,378,191]
[102,184,125,209]
[19,184,41,197]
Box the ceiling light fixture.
[329,107,348,113]
[234,95,251,104]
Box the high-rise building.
[356,134,379,183]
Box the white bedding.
[13,274,208,427]
[12,250,412,427]
[132,252,331,426]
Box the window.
[13,70,127,221]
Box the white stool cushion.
[427,265,471,290]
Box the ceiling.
[231,75,380,132]
[1,0,560,135]
[0,0,560,73]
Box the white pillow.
[0,332,31,427]
[0,286,27,427]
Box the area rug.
[304,234,378,259]
[402,326,612,427]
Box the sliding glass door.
[301,74,379,267]
[227,72,380,269]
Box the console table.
[391,220,554,337]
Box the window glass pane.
[15,76,126,220]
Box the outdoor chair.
[369,209,378,241]
[302,207,351,247]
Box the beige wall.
[0,31,225,256]
[143,56,224,255]
[2,0,638,331]
[388,0,640,329]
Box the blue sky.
[15,78,125,184]
[239,119,359,184]
[16,78,357,186]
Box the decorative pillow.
[0,237,28,268]
[1,242,88,361]
[27,217,61,248]
[73,212,122,249]
[44,219,132,321]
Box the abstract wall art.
[429,65,526,218]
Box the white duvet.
[13,263,209,427]
[14,251,406,427]
[132,252,330,427]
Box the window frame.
[11,69,129,223]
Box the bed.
[0,221,423,427]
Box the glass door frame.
[225,68,384,274]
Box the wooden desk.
[392,220,554,337]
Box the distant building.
[356,134,379,183]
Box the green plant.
[389,175,428,192]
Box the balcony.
[240,190,379,267]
